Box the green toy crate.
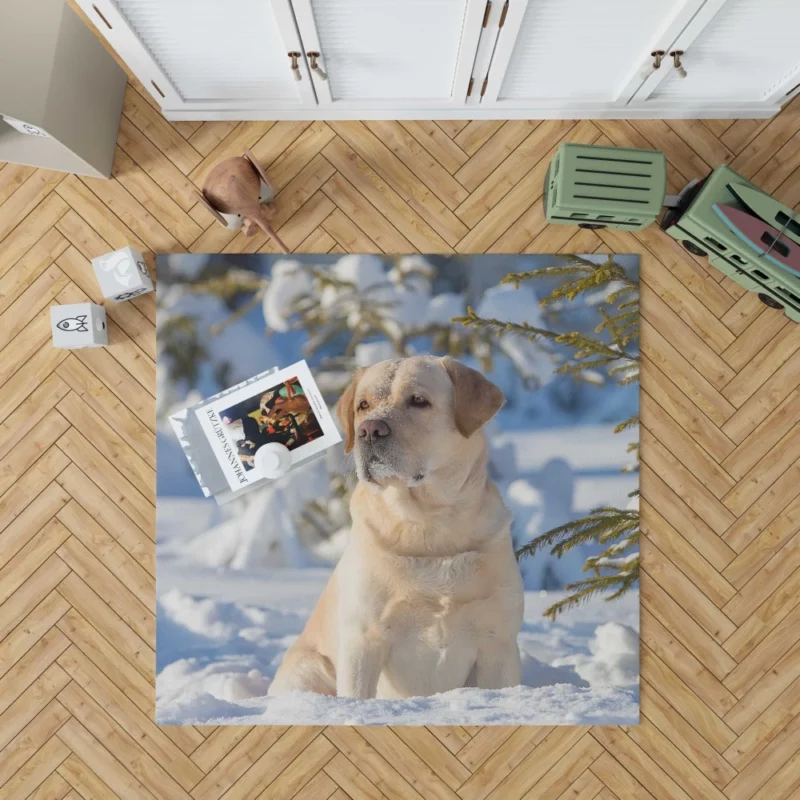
[660,164,800,322]
[544,143,667,231]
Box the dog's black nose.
[358,419,390,443]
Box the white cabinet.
[81,0,316,111]
[76,0,800,120]
[290,0,487,108]
[478,0,706,108]
[630,0,800,108]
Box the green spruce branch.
[538,567,640,620]
[516,506,640,620]
[501,255,638,304]
[454,255,641,619]
[453,307,638,371]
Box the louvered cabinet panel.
[493,0,678,103]
[75,0,315,110]
[648,0,800,102]
[291,0,486,106]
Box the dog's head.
[337,356,505,487]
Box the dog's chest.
[385,551,489,647]
[399,551,481,598]
[377,554,488,696]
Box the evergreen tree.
[159,254,639,590]
[454,254,640,620]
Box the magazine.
[194,360,341,492]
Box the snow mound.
[553,622,639,687]
[159,692,253,724]
[476,283,556,387]
[425,292,465,324]
[389,255,434,295]
[334,254,385,290]
[158,683,638,726]
[262,259,314,332]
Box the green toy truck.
[544,142,800,322]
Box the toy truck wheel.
[682,240,707,257]
[758,293,785,310]
[578,223,607,230]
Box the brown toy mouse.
[195,148,289,253]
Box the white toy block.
[51,303,107,349]
[91,246,154,302]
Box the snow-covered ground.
[156,560,639,726]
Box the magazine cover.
[194,360,340,491]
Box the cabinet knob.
[288,52,302,81]
[307,52,327,81]
[640,50,665,81]
[670,50,687,79]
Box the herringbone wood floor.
[3,41,800,800]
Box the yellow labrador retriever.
[269,356,523,699]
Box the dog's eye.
[357,400,369,411]
[409,394,430,408]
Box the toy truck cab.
[660,165,800,322]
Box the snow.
[495,426,635,472]
[389,255,435,295]
[593,554,638,569]
[157,684,638,727]
[355,340,398,367]
[553,622,640,688]
[155,559,639,726]
[278,255,469,345]
[425,292,465,325]
[476,283,556,387]
[261,259,314,332]
[158,455,341,571]
[332,254,385,290]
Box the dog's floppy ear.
[442,357,505,438]
[336,369,364,454]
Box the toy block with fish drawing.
[50,302,108,348]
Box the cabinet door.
[632,0,800,106]
[480,0,704,108]
[76,0,316,111]
[290,0,487,108]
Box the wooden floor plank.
[56,573,154,681]
[723,530,800,624]
[122,86,202,176]
[57,681,193,800]
[188,726,288,800]
[57,718,158,800]
[0,732,71,800]
[0,163,36,206]
[636,680,737,791]
[0,193,69,278]
[400,121,469,174]
[0,228,68,317]
[57,608,153,717]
